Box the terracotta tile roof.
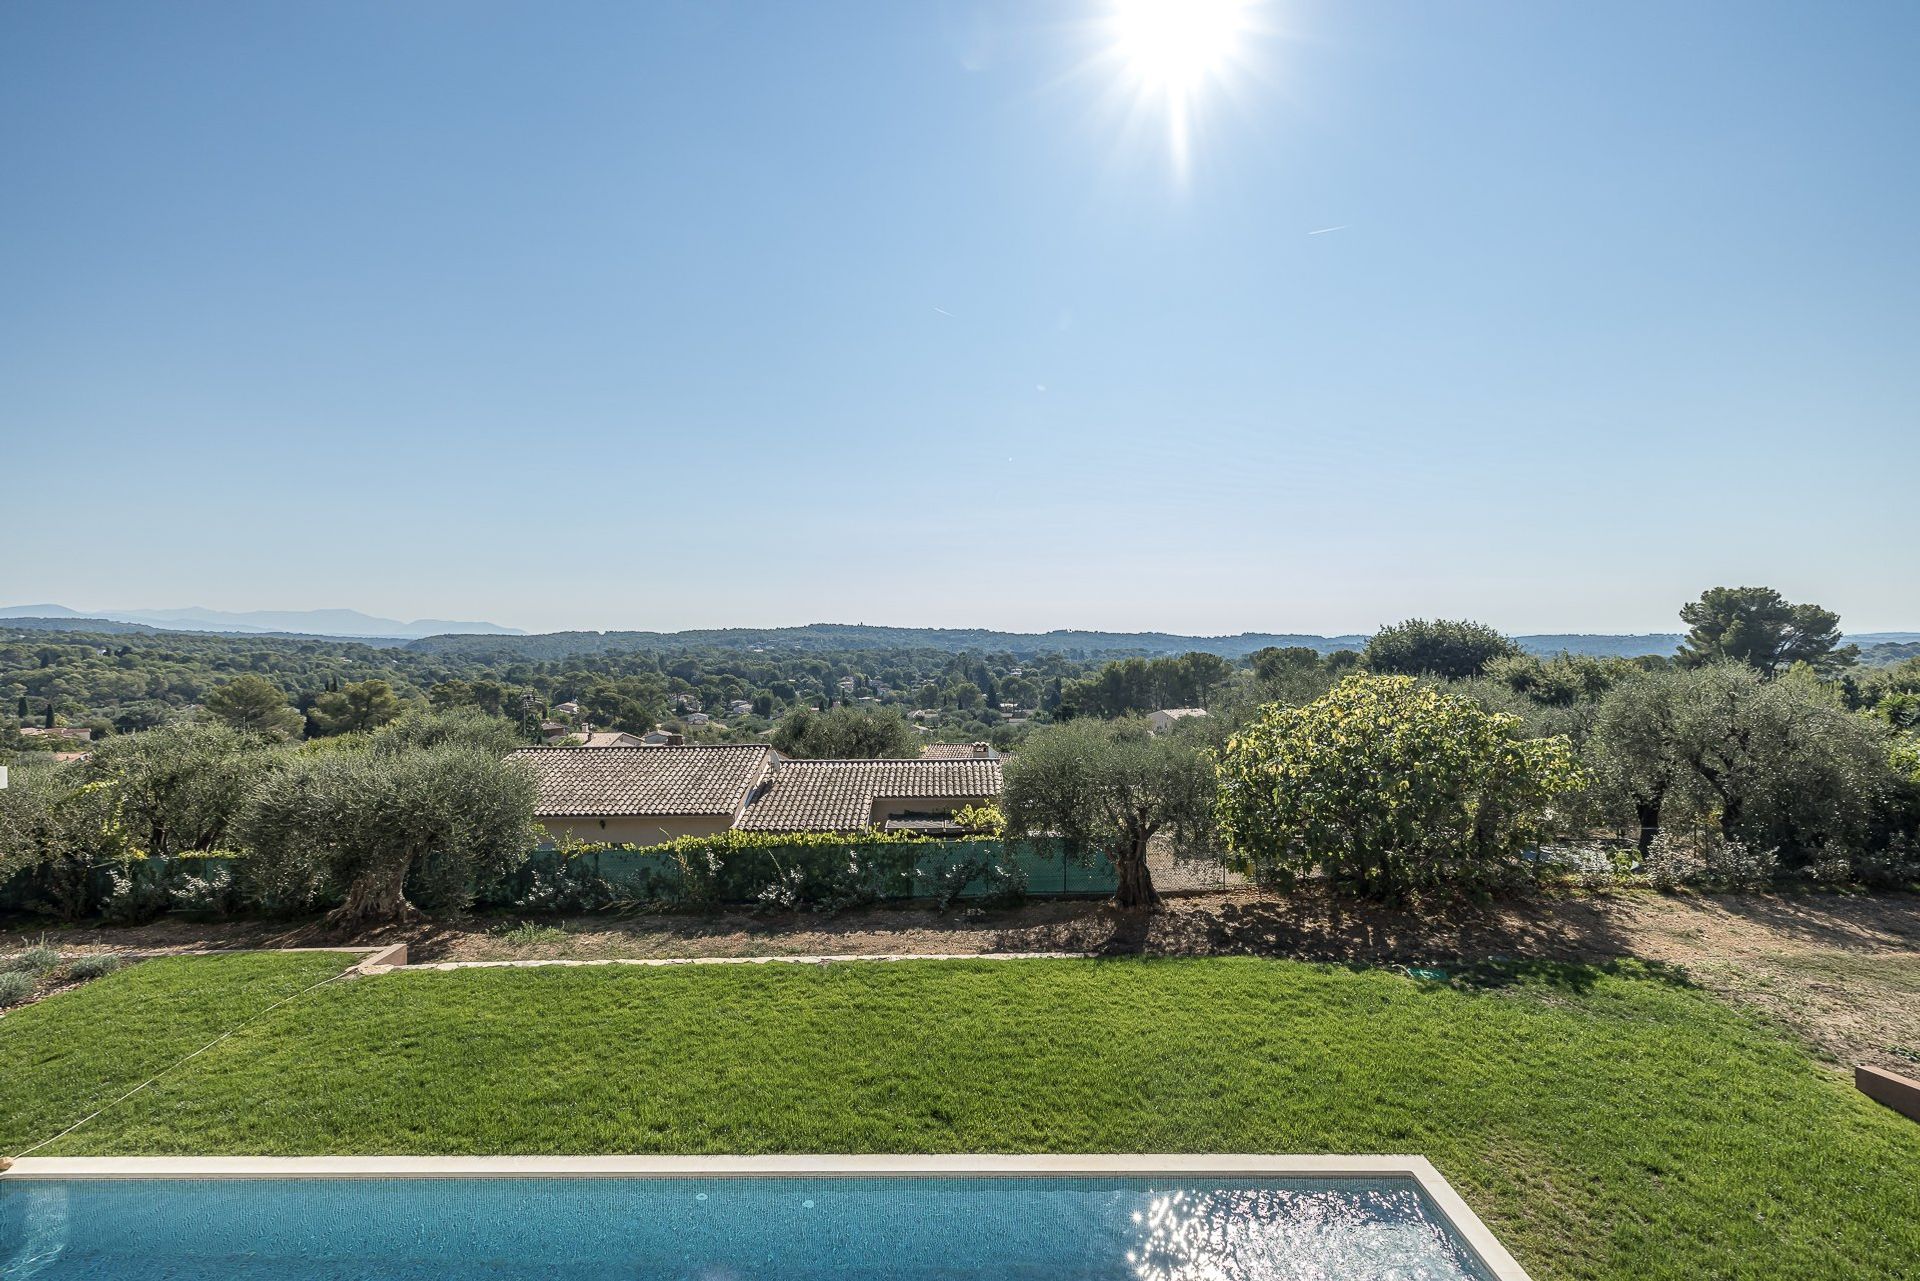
[737,758,1003,832]
[508,745,774,818]
[920,742,998,760]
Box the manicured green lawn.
[4,953,1917,1281]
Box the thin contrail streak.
[932,306,954,317]
[1307,225,1348,235]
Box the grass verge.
[3,953,1916,1281]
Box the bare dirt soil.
[8,887,1916,1075]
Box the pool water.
[1,1176,1497,1280]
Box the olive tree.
[240,741,537,927]
[0,761,129,920]
[1001,717,1216,909]
[1216,675,1582,900]
[1586,670,1684,853]
[1584,664,1899,868]
[1670,665,1891,864]
[83,721,276,858]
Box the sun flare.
[1108,0,1253,95]
[1103,0,1258,175]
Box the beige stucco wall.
[536,814,736,847]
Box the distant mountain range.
[3,607,1914,661]
[404,625,1707,661]
[0,604,523,640]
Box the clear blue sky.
[4,1,1915,635]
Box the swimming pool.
[0,1156,1530,1280]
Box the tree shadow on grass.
[1675,890,1920,952]
[1034,889,1656,971]
[1411,956,1696,996]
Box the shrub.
[170,858,246,918]
[495,921,567,947]
[504,861,623,914]
[929,849,1028,910]
[1851,834,1920,890]
[1644,831,1704,890]
[100,868,173,926]
[1703,839,1779,891]
[753,847,886,914]
[65,952,124,980]
[1217,675,1584,901]
[1548,844,1628,891]
[0,970,34,1008]
[1806,851,1855,886]
[951,803,1006,837]
[2,943,60,974]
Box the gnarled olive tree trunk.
[1112,830,1160,909]
[328,851,419,929]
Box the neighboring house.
[639,730,679,746]
[553,701,582,717]
[684,712,711,726]
[577,730,645,748]
[510,746,1005,845]
[920,742,998,761]
[736,758,1002,834]
[20,726,91,743]
[1146,708,1208,734]
[728,700,754,717]
[510,745,778,846]
[539,720,571,742]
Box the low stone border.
[1856,1064,1920,1122]
[0,1153,1530,1280]
[349,943,409,975]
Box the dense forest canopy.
[0,626,1094,748]
[3,589,1916,762]
[3,586,1916,922]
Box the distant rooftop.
[920,742,998,760]
[737,758,1003,833]
[509,744,775,817]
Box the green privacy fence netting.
[490,836,1115,911]
[0,836,1118,918]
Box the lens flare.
[1103,0,1259,177]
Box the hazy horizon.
[7,596,1917,641]
[6,2,1916,633]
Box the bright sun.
[1104,0,1257,174]
[1109,0,1253,94]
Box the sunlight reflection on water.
[0,1177,1493,1280]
